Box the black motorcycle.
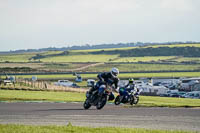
[83,84,113,110]
[114,87,139,105]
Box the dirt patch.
[69,62,104,71]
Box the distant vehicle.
[54,80,79,88]
[182,91,200,99]
[160,90,179,97]
[180,78,200,91]
[134,80,148,90]
[3,79,13,85]
[177,91,187,97]
[169,92,180,97]
[87,79,95,87]
[75,75,82,82]
[151,78,180,88]
[141,83,169,95]
[191,83,200,91]
[3,76,15,85]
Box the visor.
[112,72,118,76]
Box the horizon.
[1,0,200,51]
[1,41,199,53]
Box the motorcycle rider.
[88,67,119,100]
[119,78,136,101]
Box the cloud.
[160,0,196,12]
[0,0,200,51]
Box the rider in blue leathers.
[119,78,136,101]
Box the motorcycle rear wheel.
[114,95,121,105]
[83,99,91,109]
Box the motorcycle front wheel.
[130,95,135,105]
[96,96,107,110]
[83,99,91,109]
[134,96,139,105]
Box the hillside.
[0,44,200,78]
[91,46,200,57]
[1,44,200,63]
[1,42,199,54]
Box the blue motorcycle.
[114,87,139,105]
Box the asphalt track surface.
[0,102,200,132]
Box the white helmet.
[111,67,119,78]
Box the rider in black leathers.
[88,68,119,100]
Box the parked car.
[54,80,79,88]
[182,91,200,99]
[3,79,13,85]
[160,92,170,97]
[160,90,181,97]
[177,91,187,97]
[169,92,180,97]
[180,78,199,91]
[2,76,15,85]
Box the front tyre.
[130,95,134,105]
[114,95,121,105]
[96,96,107,110]
[134,96,139,105]
[83,99,91,109]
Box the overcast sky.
[0,0,200,51]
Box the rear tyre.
[83,99,91,109]
[114,95,121,105]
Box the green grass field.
[111,56,176,62]
[73,43,200,52]
[1,43,200,63]
[2,71,199,80]
[0,90,84,102]
[0,54,34,62]
[148,44,200,48]
[110,56,200,63]
[172,57,200,63]
[0,124,195,133]
[1,90,200,108]
[1,44,200,80]
[85,63,200,72]
[1,62,200,72]
[40,54,119,62]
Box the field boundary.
[1,70,200,76]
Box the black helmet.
[129,78,134,84]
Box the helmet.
[129,78,134,84]
[111,67,119,78]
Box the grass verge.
[0,90,200,108]
[0,90,85,102]
[0,124,196,133]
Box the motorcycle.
[114,87,139,105]
[83,84,113,110]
